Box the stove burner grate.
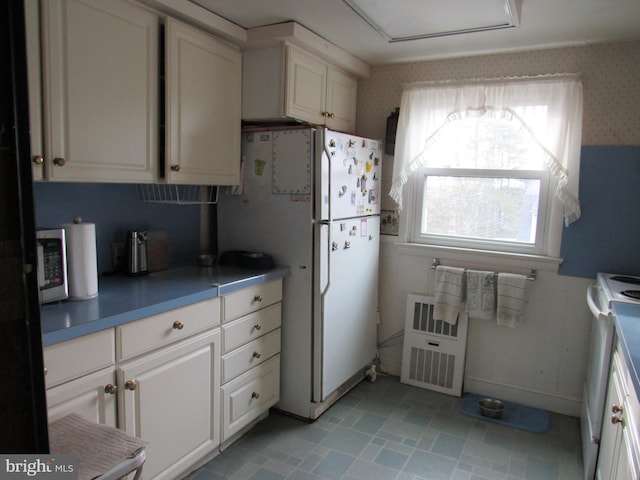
[610,275,640,285]
[620,290,640,301]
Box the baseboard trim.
[464,376,582,417]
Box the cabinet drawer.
[44,329,115,388]
[222,329,280,383]
[116,297,220,361]
[223,303,281,354]
[222,355,280,441]
[224,280,282,322]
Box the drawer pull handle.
[173,321,184,330]
[251,391,260,399]
[253,295,263,302]
[612,404,623,414]
[104,384,117,395]
[252,351,261,359]
[125,380,137,391]
[254,324,262,331]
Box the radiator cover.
[400,294,469,396]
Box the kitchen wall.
[33,183,201,274]
[356,40,640,415]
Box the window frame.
[410,166,552,256]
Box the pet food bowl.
[478,398,505,419]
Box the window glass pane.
[421,176,541,244]
[428,114,547,170]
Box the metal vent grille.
[401,294,469,396]
[408,347,456,388]
[412,301,459,338]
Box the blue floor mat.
[459,393,550,434]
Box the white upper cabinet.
[165,18,241,185]
[41,0,159,182]
[243,44,358,133]
[25,0,44,181]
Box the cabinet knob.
[254,324,262,331]
[170,164,181,172]
[43,367,48,376]
[612,404,623,414]
[173,320,184,330]
[124,380,137,391]
[104,384,117,395]
[252,351,261,359]
[251,391,260,399]
[253,295,263,302]
[611,414,625,426]
[53,157,66,167]
[328,112,335,118]
[32,155,44,165]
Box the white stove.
[581,272,640,479]
[597,272,640,308]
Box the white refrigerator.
[218,127,381,419]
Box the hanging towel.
[433,265,465,325]
[466,270,495,320]
[496,273,528,327]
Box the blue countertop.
[40,265,290,346]
[612,302,640,402]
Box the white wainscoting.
[377,240,593,416]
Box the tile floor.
[186,375,584,480]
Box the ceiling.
[189,0,640,65]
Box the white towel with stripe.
[496,273,528,327]
[466,270,495,320]
[433,265,465,325]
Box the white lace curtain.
[390,75,584,225]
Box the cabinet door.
[24,0,44,180]
[165,19,241,185]
[41,0,158,182]
[47,367,117,427]
[596,363,624,480]
[118,329,220,480]
[285,46,327,125]
[325,67,357,133]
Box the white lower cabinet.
[43,280,284,477]
[44,329,116,426]
[222,355,280,442]
[118,329,221,480]
[46,367,117,427]
[596,346,640,480]
[221,280,283,445]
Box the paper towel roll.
[62,219,99,300]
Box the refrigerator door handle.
[318,222,331,298]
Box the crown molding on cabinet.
[246,21,371,79]
[136,0,246,44]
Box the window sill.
[391,240,562,274]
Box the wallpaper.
[356,40,640,211]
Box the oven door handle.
[586,284,610,321]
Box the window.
[391,76,583,258]
[413,114,550,254]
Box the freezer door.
[314,216,380,402]
[317,129,382,221]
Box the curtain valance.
[390,74,583,225]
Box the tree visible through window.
[414,114,550,252]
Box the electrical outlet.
[111,241,125,272]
